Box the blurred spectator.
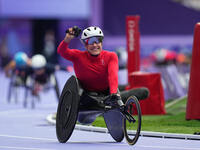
[151,48,177,65]
[115,46,128,87]
[42,30,58,64]
[115,46,128,69]
[176,52,192,65]
[0,37,12,69]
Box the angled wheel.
[23,87,29,108]
[23,76,34,108]
[7,74,18,104]
[56,76,80,143]
[54,75,60,102]
[49,74,60,102]
[123,96,141,145]
[7,76,13,103]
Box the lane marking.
[137,144,200,150]
[165,95,187,109]
[0,134,57,142]
[0,109,25,115]
[0,114,46,118]
[53,140,200,150]
[0,134,199,150]
[0,146,54,150]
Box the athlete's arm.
[4,60,16,77]
[57,28,80,61]
[108,52,119,94]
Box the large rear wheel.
[123,96,141,145]
[56,76,80,143]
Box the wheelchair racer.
[57,26,125,109]
[4,51,32,85]
[30,54,60,99]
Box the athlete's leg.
[120,87,149,103]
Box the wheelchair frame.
[56,75,142,145]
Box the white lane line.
[0,146,55,150]
[1,114,46,118]
[67,141,200,149]
[137,144,200,150]
[0,134,57,142]
[0,109,25,115]
[0,134,199,150]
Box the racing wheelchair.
[7,70,27,104]
[24,73,60,109]
[56,75,148,145]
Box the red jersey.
[57,40,119,94]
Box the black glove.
[65,26,82,37]
[110,93,125,110]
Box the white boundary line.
[0,134,57,141]
[0,146,54,150]
[165,95,187,109]
[46,113,200,140]
[136,145,200,150]
[0,109,25,115]
[0,134,199,150]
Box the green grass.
[92,97,200,134]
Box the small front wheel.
[123,96,141,145]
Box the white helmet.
[81,26,104,40]
[31,54,47,69]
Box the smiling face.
[83,36,103,56]
[85,42,103,56]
